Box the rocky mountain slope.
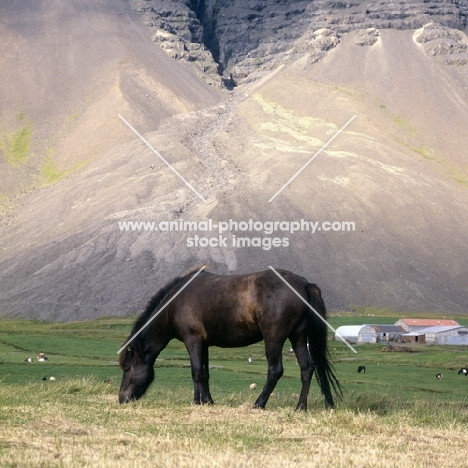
[0,0,467,320]
[132,0,468,84]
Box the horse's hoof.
[252,404,265,410]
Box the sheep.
[37,352,49,362]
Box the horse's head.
[118,343,154,404]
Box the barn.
[425,326,468,345]
[336,320,468,346]
[401,331,426,344]
[335,325,377,344]
[401,325,468,345]
[420,325,461,345]
[439,327,468,345]
[395,318,460,332]
[369,325,405,342]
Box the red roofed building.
[395,318,460,332]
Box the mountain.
[0,0,467,320]
[135,0,468,84]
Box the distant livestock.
[38,352,49,362]
[357,366,366,374]
[458,368,468,376]
[42,376,56,381]
[250,383,257,390]
[25,357,33,363]
[435,373,442,380]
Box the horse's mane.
[120,264,208,362]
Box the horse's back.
[170,269,312,346]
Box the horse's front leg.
[185,337,214,405]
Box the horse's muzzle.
[119,394,133,404]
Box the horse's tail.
[306,283,342,408]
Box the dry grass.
[1,379,468,467]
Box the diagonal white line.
[268,266,357,354]
[117,265,207,354]
[268,115,356,203]
[118,114,206,203]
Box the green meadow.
[1,316,468,403]
[1,316,468,467]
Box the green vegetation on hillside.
[41,154,69,185]
[39,147,88,186]
[0,123,32,166]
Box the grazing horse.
[357,365,366,374]
[435,373,442,380]
[119,267,341,410]
[458,368,468,376]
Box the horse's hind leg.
[200,343,214,404]
[290,333,314,411]
[254,341,284,409]
[185,337,214,405]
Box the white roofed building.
[335,325,377,344]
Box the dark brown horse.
[119,266,341,410]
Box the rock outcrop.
[415,21,468,68]
[131,0,468,85]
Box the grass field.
[1,315,468,467]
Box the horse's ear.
[127,345,133,352]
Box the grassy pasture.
[1,316,468,467]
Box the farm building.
[421,325,462,345]
[334,325,377,344]
[401,331,426,344]
[436,326,468,345]
[336,320,468,346]
[401,325,468,345]
[422,326,468,345]
[369,325,405,342]
[395,318,460,332]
